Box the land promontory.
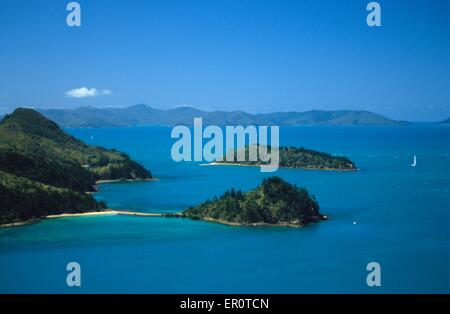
[0,108,152,225]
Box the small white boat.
[411,155,417,167]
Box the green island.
[175,176,326,227]
[217,145,356,171]
[0,108,152,225]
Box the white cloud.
[65,87,112,98]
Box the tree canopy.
[183,176,325,226]
[221,145,356,171]
[0,108,151,225]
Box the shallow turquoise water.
[1,125,449,293]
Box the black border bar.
[0,294,448,311]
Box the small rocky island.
[0,108,152,225]
[218,145,356,171]
[180,176,326,227]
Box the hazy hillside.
[441,118,450,124]
[37,105,403,127]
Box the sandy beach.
[0,210,165,228]
[44,210,164,219]
[95,178,158,184]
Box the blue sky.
[0,0,449,121]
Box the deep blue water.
[1,125,449,293]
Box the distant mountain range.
[441,118,450,124]
[35,105,407,127]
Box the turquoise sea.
[0,125,449,293]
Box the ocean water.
[0,125,449,293]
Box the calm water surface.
[1,125,449,293]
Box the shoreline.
[200,162,357,172]
[202,217,303,228]
[0,210,166,228]
[1,211,327,229]
[95,178,158,184]
[46,210,164,219]
[197,215,328,228]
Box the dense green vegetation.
[0,170,105,225]
[220,145,356,170]
[182,176,325,226]
[0,108,152,225]
[0,108,151,189]
[39,105,403,127]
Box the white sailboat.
[411,155,417,167]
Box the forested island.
[217,145,356,171]
[179,176,326,227]
[0,108,152,225]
